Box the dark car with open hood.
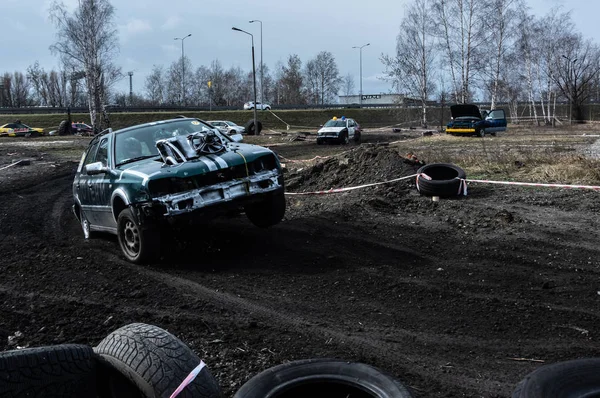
[445,104,507,137]
[72,117,285,263]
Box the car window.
[115,119,228,165]
[488,110,505,120]
[324,120,346,128]
[83,140,101,168]
[95,138,109,167]
[6,124,16,128]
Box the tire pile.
[1,322,595,397]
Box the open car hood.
[450,104,482,119]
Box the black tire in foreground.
[512,358,600,398]
[233,358,414,398]
[245,191,286,228]
[244,120,263,135]
[354,130,362,143]
[117,208,160,264]
[0,344,97,397]
[94,323,222,398]
[416,163,467,198]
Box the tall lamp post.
[232,27,258,134]
[174,33,192,106]
[352,43,370,107]
[127,71,133,106]
[249,20,263,104]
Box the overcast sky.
[0,0,595,99]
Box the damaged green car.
[72,117,285,263]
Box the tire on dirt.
[233,358,414,398]
[245,191,286,228]
[117,208,160,264]
[512,358,600,398]
[0,344,97,397]
[94,323,222,398]
[416,163,466,198]
[244,120,263,136]
[354,131,361,143]
[58,120,72,136]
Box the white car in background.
[207,120,246,135]
[244,101,271,110]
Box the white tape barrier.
[169,361,206,398]
[466,178,600,191]
[285,174,418,196]
[0,160,24,171]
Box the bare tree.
[50,0,121,130]
[342,73,355,96]
[482,0,521,109]
[382,0,436,125]
[145,65,166,105]
[304,51,341,104]
[276,55,304,105]
[431,0,486,103]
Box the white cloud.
[121,18,152,36]
[160,44,179,53]
[161,15,182,31]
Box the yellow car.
[0,122,44,137]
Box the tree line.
[381,0,600,125]
[2,0,600,130]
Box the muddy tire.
[478,128,486,137]
[245,191,286,228]
[416,163,467,198]
[58,120,71,136]
[94,323,222,398]
[316,138,323,145]
[353,131,361,143]
[117,208,160,264]
[512,358,600,398]
[340,132,349,145]
[233,358,414,398]
[244,120,263,136]
[0,345,97,397]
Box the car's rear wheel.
[245,191,286,228]
[117,208,160,264]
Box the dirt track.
[1,131,600,397]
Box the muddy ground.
[1,129,600,397]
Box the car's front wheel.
[479,128,486,137]
[117,208,160,264]
[245,191,286,228]
[340,132,349,145]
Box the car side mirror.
[319,125,323,128]
[230,133,243,143]
[85,161,108,175]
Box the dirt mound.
[286,145,421,192]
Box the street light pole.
[232,27,258,135]
[175,33,191,106]
[249,20,263,103]
[352,43,370,107]
[128,71,133,106]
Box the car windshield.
[324,120,346,128]
[114,119,226,166]
[225,121,238,126]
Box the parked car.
[316,117,361,145]
[72,122,94,136]
[207,120,246,135]
[244,101,271,110]
[445,104,507,137]
[0,122,44,137]
[72,117,285,263]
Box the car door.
[486,110,507,133]
[347,119,356,139]
[76,139,101,218]
[90,137,116,228]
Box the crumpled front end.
[151,168,283,216]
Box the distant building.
[338,93,404,105]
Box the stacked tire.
[416,163,467,198]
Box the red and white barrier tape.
[169,361,206,398]
[465,179,600,191]
[279,155,331,164]
[285,174,418,196]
